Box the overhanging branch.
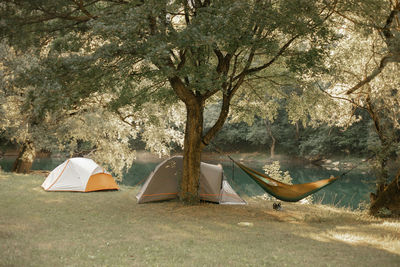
[239,34,299,78]
[346,55,399,95]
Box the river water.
[116,156,376,210]
[0,156,375,209]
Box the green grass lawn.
[1,171,400,266]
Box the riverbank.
[136,150,374,171]
[1,171,399,266]
[0,148,386,174]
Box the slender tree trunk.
[179,101,204,203]
[12,141,36,173]
[270,134,276,159]
[265,119,275,158]
[295,121,300,140]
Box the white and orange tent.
[41,157,119,192]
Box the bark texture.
[370,168,400,217]
[179,100,204,203]
[265,119,275,158]
[12,141,36,174]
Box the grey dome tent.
[136,156,246,205]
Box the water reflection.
[221,160,375,210]
[0,156,375,209]
[124,158,375,210]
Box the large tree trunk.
[179,101,204,203]
[12,141,36,173]
[365,95,395,208]
[374,154,390,196]
[370,168,400,216]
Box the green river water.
[0,156,375,209]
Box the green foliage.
[1,0,337,106]
[263,161,293,185]
[3,0,398,196]
[207,105,380,159]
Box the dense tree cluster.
[0,0,399,214]
[207,107,377,159]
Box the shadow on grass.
[0,172,399,266]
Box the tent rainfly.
[136,156,246,205]
[41,157,119,192]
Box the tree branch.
[114,109,137,127]
[183,1,191,25]
[237,1,336,78]
[169,76,195,104]
[346,55,399,94]
[202,93,231,147]
[19,0,101,24]
[240,34,299,77]
[71,0,97,19]
[380,2,400,40]
[343,3,400,95]
[316,82,363,109]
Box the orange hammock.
[231,159,339,202]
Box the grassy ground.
[1,171,400,267]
